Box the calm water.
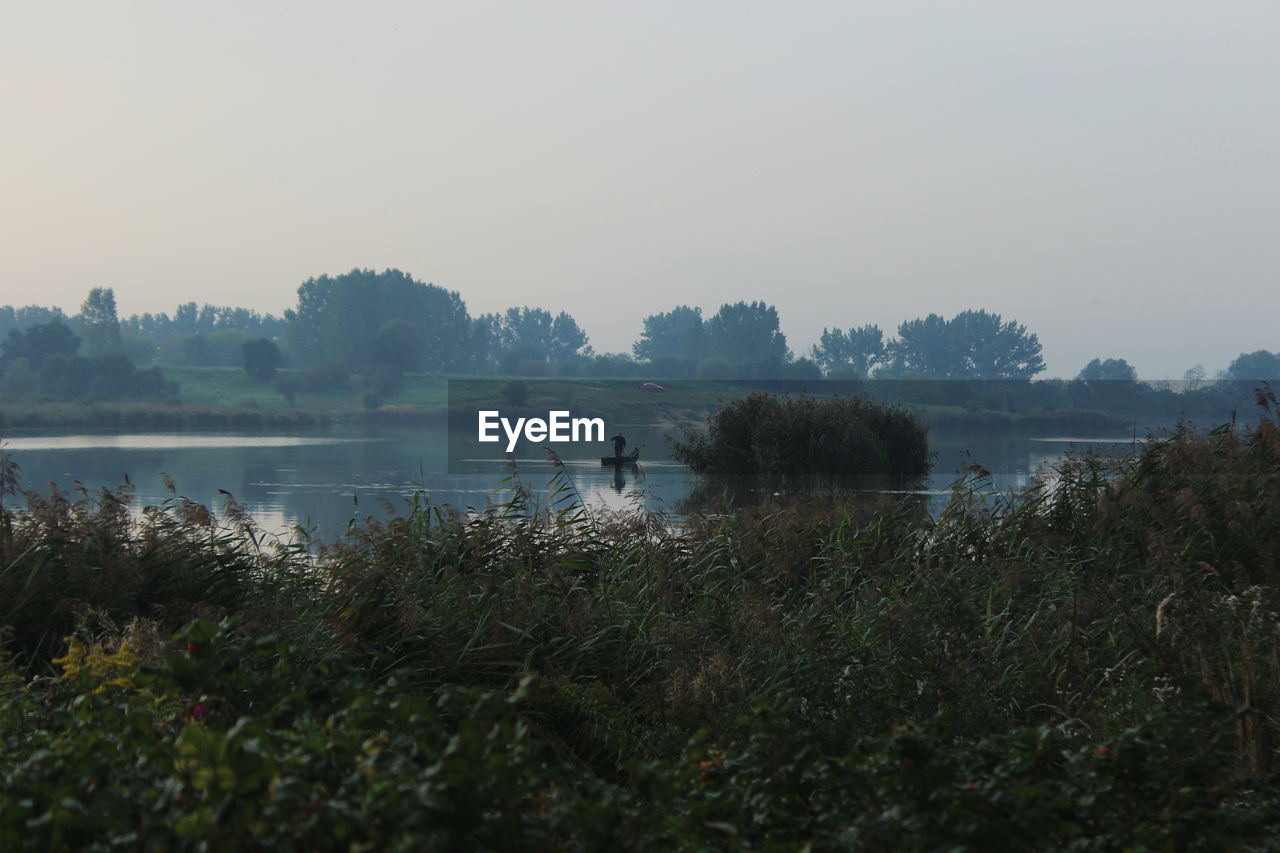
[1,425,1146,541]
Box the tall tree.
[242,338,283,382]
[811,325,884,378]
[1226,350,1280,381]
[1077,358,1137,382]
[887,310,1043,379]
[283,268,473,372]
[1,320,80,366]
[633,306,706,365]
[704,301,789,364]
[78,288,122,358]
[0,305,68,341]
[487,307,592,369]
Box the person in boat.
[612,432,626,458]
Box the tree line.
[3,268,1278,404]
[1,289,172,402]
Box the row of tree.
[3,271,1278,385]
[1,290,172,402]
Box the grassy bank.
[3,403,1280,847]
[6,367,1165,434]
[0,401,329,430]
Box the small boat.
[601,450,640,467]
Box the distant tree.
[887,310,1044,380]
[88,353,139,398]
[2,359,38,398]
[284,268,473,372]
[205,330,252,366]
[585,353,641,378]
[1226,350,1280,381]
[368,319,420,374]
[705,301,789,364]
[0,321,170,402]
[1183,364,1206,391]
[633,306,706,368]
[0,304,69,341]
[127,304,283,345]
[1,320,80,366]
[487,307,592,371]
[548,312,590,363]
[1077,358,1137,382]
[158,334,209,366]
[173,302,200,337]
[811,325,884,378]
[784,356,824,380]
[78,288,122,357]
[242,338,283,382]
[121,333,157,365]
[695,356,734,380]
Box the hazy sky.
[3,1,1277,377]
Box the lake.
[0,424,1148,542]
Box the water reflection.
[2,426,1150,542]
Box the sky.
[2,1,1277,378]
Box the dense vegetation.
[1,320,172,403]
[671,391,931,477]
[3,395,1280,847]
[2,274,1275,417]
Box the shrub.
[672,391,930,477]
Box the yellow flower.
[53,637,140,694]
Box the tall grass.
[3,400,1280,845]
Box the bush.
[672,391,930,477]
[241,338,282,383]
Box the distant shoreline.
[2,365,1250,435]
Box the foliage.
[122,303,285,344]
[5,407,1280,844]
[704,300,790,365]
[285,268,473,373]
[1078,356,1138,382]
[479,307,592,373]
[1,320,80,365]
[886,310,1045,379]
[0,320,171,403]
[77,287,123,358]
[241,338,283,383]
[0,305,70,343]
[1227,349,1280,381]
[671,391,930,477]
[811,324,885,378]
[633,306,706,374]
[158,329,256,367]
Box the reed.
[3,400,1280,846]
